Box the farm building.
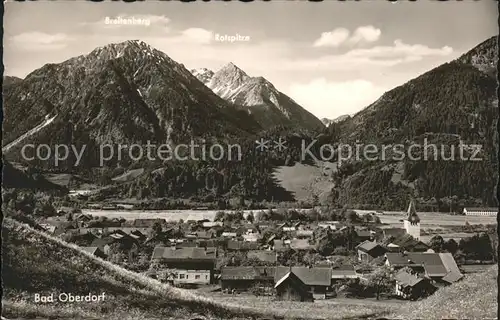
[151,247,216,285]
[356,240,388,262]
[463,207,498,216]
[220,266,275,293]
[274,270,314,302]
[394,269,437,300]
[385,252,463,284]
[81,246,107,258]
[274,266,332,299]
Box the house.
[273,239,288,252]
[247,250,277,263]
[274,269,314,302]
[220,266,275,292]
[387,234,429,252]
[290,239,316,252]
[81,246,107,258]
[354,229,374,242]
[195,231,215,240]
[462,207,497,216]
[317,221,342,230]
[385,252,463,284]
[279,222,296,232]
[90,233,138,255]
[221,232,238,239]
[296,230,314,239]
[331,264,359,282]
[151,247,217,285]
[226,240,259,251]
[394,269,437,300]
[357,241,388,262]
[242,234,260,242]
[404,200,421,240]
[274,266,332,299]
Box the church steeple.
[406,200,420,224]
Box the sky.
[4,0,498,120]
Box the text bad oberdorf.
[34,293,106,303]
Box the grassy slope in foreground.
[1,219,389,320]
[389,264,498,320]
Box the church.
[404,200,421,240]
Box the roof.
[386,252,448,277]
[357,240,379,252]
[221,232,237,237]
[439,252,464,283]
[227,240,259,251]
[355,230,372,238]
[441,271,464,284]
[221,266,275,280]
[296,230,314,237]
[331,264,358,279]
[406,200,420,223]
[390,234,428,250]
[81,246,99,255]
[395,269,425,287]
[273,239,288,251]
[196,231,214,239]
[151,247,216,261]
[274,271,309,295]
[290,239,315,251]
[275,266,332,286]
[247,250,277,263]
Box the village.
[35,202,497,304]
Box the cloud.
[288,78,387,119]
[313,25,381,47]
[180,28,214,44]
[10,32,73,51]
[347,39,453,60]
[282,40,453,71]
[313,28,350,47]
[350,26,381,44]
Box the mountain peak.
[218,62,248,78]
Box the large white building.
[462,207,497,216]
[404,200,421,240]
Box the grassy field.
[198,293,397,320]
[389,264,498,320]
[273,161,336,203]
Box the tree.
[367,266,394,300]
[246,212,255,224]
[429,235,445,252]
[443,238,458,255]
[214,211,225,222]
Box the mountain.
[331,36,498,209]
[3,75,23,86]
[192,63,325,131]
[321,115,350,126]
[191,67,215,84]
[2,40,261,168]
[2,160,68,192]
